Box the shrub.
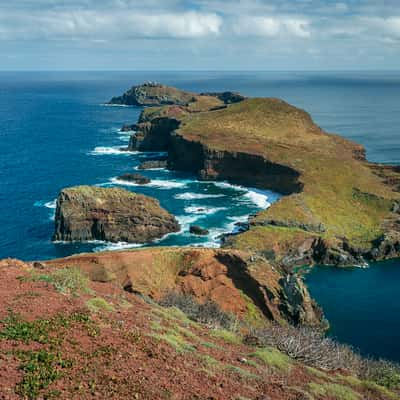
[159,292,237,330]
[16,350,72,399]
[361,359,400,390]
[27,267,92,295]
[86,297,114,313]
[251,324,362,371]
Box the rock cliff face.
[46,248,323,327]
[53,186,179,243]
[108,82,197,106]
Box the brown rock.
[53,186,179,243]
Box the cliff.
[46,247,322,327]
[123,88,400,267]
[53,186,179,243]
[0,257,397,399]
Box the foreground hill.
[122,84,400,267]
[1,258,399,399]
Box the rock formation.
[46,248,323,327]
[53,186,179,243]
[189,225,209,236]
[108,82,197,106]
[138,160,168,170]
[116,83,400,267]
[117,173,150,184]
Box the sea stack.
[53,186,179,243]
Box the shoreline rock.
[117,173,151,185]
[53,185,179,243]
[189,225,209,236]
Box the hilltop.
[0,257,398,399]
[123,85,400,267]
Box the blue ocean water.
[0,71,399,360]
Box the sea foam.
[88,146,138,156]
[175,192,225,200]
[184,206,227,215]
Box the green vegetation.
[225,365,260,380]
[211,329,241,345]
[308,382,361,400]
[250,347,292,372]
[0,311,51,344]
[151,331,196,353]
[0,310,96,344]
[25,267,92,295]
[86,297,114,313]
[16,350,72,399]
[175,97,400,255]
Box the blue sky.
[1,0,399,70]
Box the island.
[53,186,180,243]
[115,83,400,268]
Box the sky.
[0,0,399,70]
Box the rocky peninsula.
[114,83,400,268]
[53,186,179,243]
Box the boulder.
[117,173,151,185]
[190,225,209,236]
[138,160,168,170]
[53,186,179,243]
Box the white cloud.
[0,10,222,40]
[232,16,310,38]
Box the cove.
[306,259,400,362]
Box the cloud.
[0,10,222,40]
[232,16,311,38]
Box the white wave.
[88,146,138,156]
[100,103,133,108]
[109,178,141,187]
[148,179,188,189]
[94,241,143,252]
[134,166,166,171]
[176,215,200,230]
[45,200,57,209]
[211,181,247,192]
[184,206,227,215]
[243,188,271,209]
[34,199,57,209]
[110,177,187,189]
[175,192,225,200]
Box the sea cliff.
[118,85,400,268]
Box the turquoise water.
[0,71,399,360]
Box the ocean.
[0,70,399,361]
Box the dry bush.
[159,291,237,331]
[251,324,363,371]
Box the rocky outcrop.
[189,225,209,236]
[138,159,168,170]
[53,186,179,243]
[117,173,150,185]
[108,82,196,106]
[46,248,323,327]
[200,91,246,104]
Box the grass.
[211,329,241,345]
[308,382,361,400]
[250,347,292,373]
[86,297,114,313]
[225,365,260,380]
[16,350,72,399]
[151,331,196,353]
[25,267,92,296]
[174,97,400,257]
